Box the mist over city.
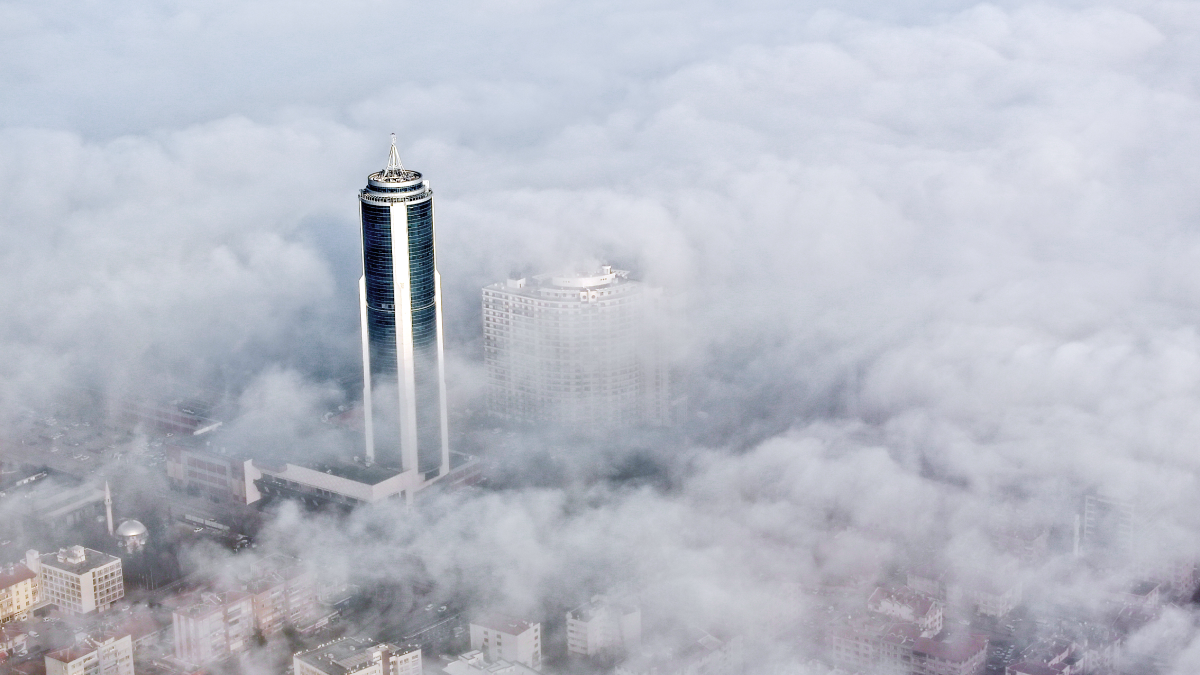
[3,1,1200,675]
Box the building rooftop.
[0,464,51,491]
[472,614,535,635]
[914,634,988,662]
[241,553,307,593]
[0,564,35,589]
[444,652,538,675]
[46,644,96,664]
[39,546,119,575]
[299,461,403,486]
[868,585,937,618]
[296,637,417,675]
[567,595,638,622]
[173,591,251,619]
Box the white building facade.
[26,547,122,615]
[566,595,641,657]
[470,615,542,670]
[483,267,669,430]
[172,591,254,665]
[45,634,134,675]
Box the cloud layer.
[7,0,1200,671]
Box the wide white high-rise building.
[26,547,122,615]
[482,266,669,430]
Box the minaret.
[358,135,450,487]
[104,481,114,536]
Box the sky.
[5,0,1200,671]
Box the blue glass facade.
[360,176,445,476]
[362,203,399,376]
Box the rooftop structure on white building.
[26,547,122,615]
[294,637,422,675]
[483,266,670,431]
[443,651,539,675]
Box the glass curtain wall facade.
[358,140,450,479]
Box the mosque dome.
[115,520,148,537]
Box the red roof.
[0,565,35,590]
[915,634,988,662]
[47,644,97,664]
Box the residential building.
[0,563,38,623]
[829,616,985,675]
[172,591,254,665]
[470,614,541,670]
[868,586,943,637]
[907,568,1022,619]
[26,547,122,615]
[294,637,421,675]
[829,619,920,674]
[358,135,451,490]
[566,594,641,657]
[0,624,28,657]
[45,633,134,675]
[482,266,670,430]
[241,554,318,635]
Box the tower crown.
[370,133,422,186]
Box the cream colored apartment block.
[0,563,38,623]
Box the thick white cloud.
[6,0,1200,669]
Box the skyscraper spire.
[382,133,405,178]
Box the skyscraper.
[359,136,450,481]
[482,266,669,430]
